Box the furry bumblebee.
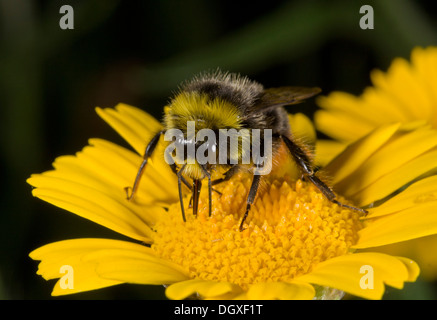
[126,71,365,231]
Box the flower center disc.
[152,175,363,289]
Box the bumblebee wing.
[252,86,321,111]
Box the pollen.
[151,174,363,290]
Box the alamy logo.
[359,265,374,290]
[59,265,74,290]
[359,5,374,30]
[164,121,273,175]
[59,5,74,30]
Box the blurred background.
[1,0,436,299]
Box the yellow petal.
[30,238,188,296]
[296,252,418,300]
[96,104,163,156]
[316,47,437,147]
[314,109,373,142]
[360,86,411,123]
[368,235,437,281]
[244,281,315,300]
[288,113,316,147]
[27,174,156,242]
[411,47,437,127]
[317,92,377,124]
[396,256,421,282]
[350,149,437,206]
[372,57,432,120]
[354,201,437,248]
[323,123,400,186]
[96,105,178,199]
[331,126,437,206]
[26,137,182,242]
[165,279,242,300]
[364,172,437,219]
[315,139,346,167]
[29,239,126,295]
[54,138,176,208]
[85,250,189,285]
[84,139,177,206]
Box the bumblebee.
[126,71,365,231]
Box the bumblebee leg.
[306,174,367,212]
[177,164,187,222]
[189,195,193,208]
[210,165,239,197]
[200,165,212,217]
[281,135,367,214]
[239,139,266,231]
[125,130,165,200]
[280,135,314,176]
[212,189,222,196]
[170,163,192,190]
[172,163,214,213]
[192,179,202,217]
[211,165,239,186]
[188,171,215,208]
[239,174,261,231]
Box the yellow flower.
[315,46,437,164]
[29,103,437,300]
[314,46,437,280]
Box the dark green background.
[1,0,436,299]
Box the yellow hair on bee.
[164,91,242,132]
[182,163,204,180]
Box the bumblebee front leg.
[177,164,188,222]
[199,165,212,217]
[182,167,211,219]
[192,179,202,218]
[239,141,269,231]
[125,130,165,200]
[281,135,367,214]
[239,173,261,231]
[170,163,192,190]
[211,165,239,186]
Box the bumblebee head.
[163,92,246,179]
[162,71,264,179]
[163,70,263,131]
[166,93,257,177]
